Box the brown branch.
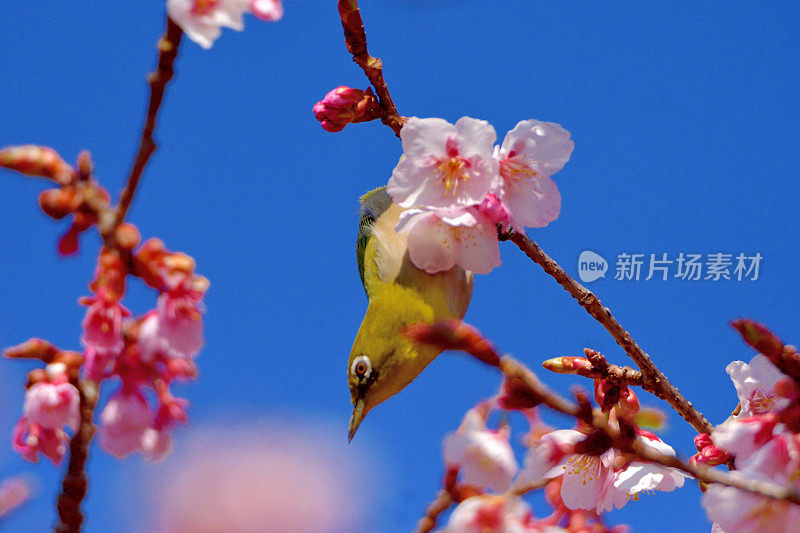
[497,355,800,506]
[337,0,403,136]
[53,17,182,531]
[415,490,454,533]
[112,17,183,232]
[54,380,99,533]
[543,349,645,386]
[508,231,714,435]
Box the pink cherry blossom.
[598,431,685,512]
[23,380,80,431]
[141,427,172,461]
[711,414,779,467]
[99,392,153,458]
[396,206,500,274]
[167,0,281,50]
[156,276,205,359]
[726,354,789,417]
[478,192,518,233]
[0,476,33,517]
[443,494,534,533]
[518,429,615,512]
[494,119,573,228]
[137,311,164,362]
[12,419,69,464]
[444,405,518,492]
[703,435,800,533]
[250,0,282,21]
[387,117,498,209]
[80,291,128,355]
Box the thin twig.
[113,17,183,232]
[497,355,800,505]
[508,231,714,435]
[415,490,454,533]
[54,380,99,533]
[336,0,403,136]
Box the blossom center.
[750,389,778,414]
[500,155,537,183]
[434,138,472,195]
[192,0,219,15]
[563,454,601,485]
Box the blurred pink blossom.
[444,404,518,492]
[147,420,374,532]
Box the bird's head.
[347,286,440,441]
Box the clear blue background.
[1,1,799,531]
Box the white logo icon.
[578,251,608,283]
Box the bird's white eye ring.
[351,356,372,379]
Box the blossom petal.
[405,213,459,274]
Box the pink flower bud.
[0,145,75,184]
[313,86,379,132]
[692,445,730,467]
[694,432,713,451]
[99,392,152,458]
[478,193,513,231]
[23,381,79,430]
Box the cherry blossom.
[703,434,800,533]
[167,0,283,50]
[13,367,79,465]
[99,391,153,458]
[442,494,535,533]
[22,379,80,431]
[444,405,518,492]
[387,117,498,209]
[493,119,573,229]
[12,420,69,464]
[396,206,500,274]
[155,275,205,359]
[250,0,283,21]
[141,427,172,461]
[726,354,789,417]
[80,290,129,356]
[710,414,780,467]
[518,429,615,512]
[598,431,685,512]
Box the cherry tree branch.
[507,231,714,435]
[416,490,454,533]
[497,354,800,505]
[52,16,183,530]
[336,0,403,136]
[54,380,98,533]
[113,17,183,230]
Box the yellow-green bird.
[348,186,474,441]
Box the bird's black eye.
[351,355,372,380]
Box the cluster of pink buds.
[2,144,208,464]
[313,86,381,132]
[88,239,208,460]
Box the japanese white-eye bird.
[348,186,474,441]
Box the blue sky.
[1,1,799,531]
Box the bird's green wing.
[357,186,393,297]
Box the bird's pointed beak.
[348,398,366,442]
